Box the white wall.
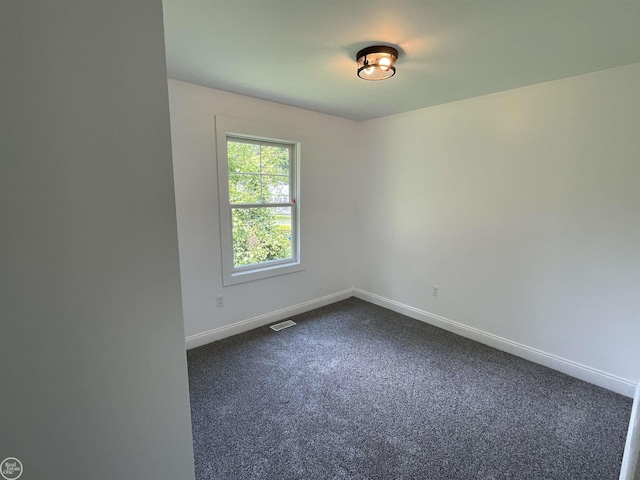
[171,65,640,394]
[168,81,358,342]
[355,63,640,390]
[0,2,195,479]
[620,383,640,479]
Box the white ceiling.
[163,0,640,121]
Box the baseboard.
[620,383,640,480]
[353,288,636,397]
[185,288,354,350]
[185,286,636,396]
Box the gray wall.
[0,2,195,479]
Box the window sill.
[223,261,304,286]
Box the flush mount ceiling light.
[356,45,398,81]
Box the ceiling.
[163,0,640,121]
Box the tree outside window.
[227,138,296,269]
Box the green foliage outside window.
[227,140,293,268]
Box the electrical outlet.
[216,295,224,307]
[432,285,439,297]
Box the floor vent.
[270,320,297,332]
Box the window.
[216,116,302,286]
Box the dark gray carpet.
[188,297,631,479]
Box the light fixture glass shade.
[356,46,398,81]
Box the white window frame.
[216,116,302,286]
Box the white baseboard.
[353,288,636,397]
[620,383,640,480]
[185,288,354,350]
[185,286,638,475]
[184,286,636,396]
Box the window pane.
[229,173,261,203]
[232,207,292,268]
[262,174,290,203]
[261,145,290,176]
[228,141,260,173]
